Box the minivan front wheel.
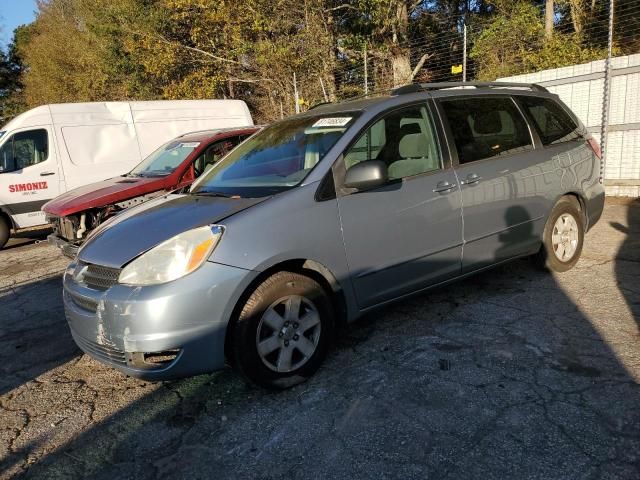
[230,271,334,389]
[535,197,584,272]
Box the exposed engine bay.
[48,191,166,245]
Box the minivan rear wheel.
[534,197,584,272]
[229,271,334,389]
[0,216,10,249]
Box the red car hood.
[42,176,169,217]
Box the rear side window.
[440,97,533,164]
[519,96,581,146]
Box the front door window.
[0,129,49,173]
[343,104,441,181]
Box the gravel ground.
[1,198,639,480]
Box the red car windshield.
[128,140,201,177]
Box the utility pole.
[364,43,369,95]
[293,72,300,114]
[462,24,467,83]
[600,0,615,183]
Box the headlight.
[118,225,223,286]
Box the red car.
[43,127,259,257]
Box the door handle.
[433,181,457,193]
[40,171,55,176]
[461,173,481,185]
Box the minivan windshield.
[190,113,358,197]
[128,140,201,177]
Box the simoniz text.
[8,182,48,193]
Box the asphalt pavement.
[1,198,639,479]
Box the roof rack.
[308,101,334,110]
[391,82,548,96]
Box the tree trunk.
[392,53,412,87]
[545,0,554,39]
[228,79,235,99]
[569,0,585,35]
[391,1,411,87]
[315,1,338,101]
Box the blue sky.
[0,0,37,49]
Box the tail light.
[586,136,602,160]
[585,136,603,184]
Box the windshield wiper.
[191,190,236,198]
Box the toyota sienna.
[62,82,604,388]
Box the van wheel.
[230,271,334,389]
[0,217,10,249]
[534,197,584,272]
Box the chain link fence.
[287,0,639,195]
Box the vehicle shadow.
[0,275,80,396]
[2,230,51,251]
[4,203,640,479]
[611,198,640,332]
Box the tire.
[0,216,10,250]
[534,197,584,272]
[229,271,334,389]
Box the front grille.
[69,291,99,312]
[74,334,127,366]
[82,263,121,290]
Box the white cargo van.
[0,100,253,248]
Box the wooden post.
[364,43,369,95]
[293,72,300,114]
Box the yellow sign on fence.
[451,64,463,74]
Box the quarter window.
[0,129,49,173]
[519,96,581,146]
[440,97,532,164]
[343,105,441,180]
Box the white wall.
[500,54,640,197]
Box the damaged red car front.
[43,127,258,258]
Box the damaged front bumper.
[62,259,258,380]
[46,214,81,259]
[47,233,79,259]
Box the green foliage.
[0,25,29,122]
[529,34,612,72]
[3,0,630,122]
[471,1,609,80]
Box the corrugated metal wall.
[500,54,640,197]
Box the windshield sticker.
[178,142,200,148]
[312,117,352,128]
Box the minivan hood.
[78,194,269,268]
[43,176,167,217]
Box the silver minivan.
[63,82,604,388]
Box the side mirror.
[344,160,388,191]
